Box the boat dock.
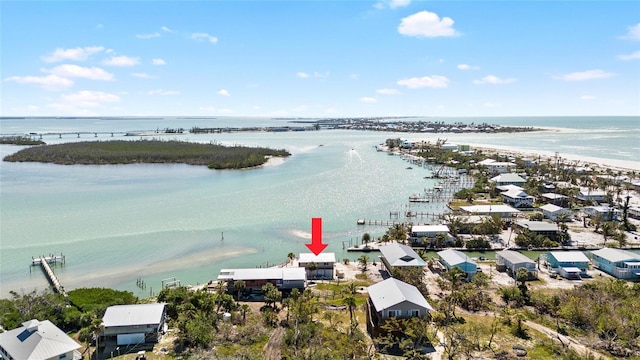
[30,254,67,297]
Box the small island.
[0,136,46,146]
[2,140,291,170]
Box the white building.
[459,204,520,219]
[298,252,336,280]
[408,224,450,245]
[101,303,167,347]
[0,320,81,360]
[487,162,517,175]
[577,188,607,203]
[501,189,534,208]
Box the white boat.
[409,195,430,202]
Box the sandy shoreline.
[468,143,640,172]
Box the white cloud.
[152,58,167,66]
[376,88,400,95]
[473,75,517,85]
[457,63,479,70]
[27,105,40,111]
[349,73,359,80]
[325,107,337,113]
[44,64,114,81]
[621,23,640,41]
[291,105,307,112]
[161,26,173,33]
[136,32,160,39]
[217,89,230,96]
[360,97,377,103]
[102,56,140,67]
[554,69,614,81]
[398,11,459,38]
[314,71,330,78]
[581,95,596,100]
[148,89,180,96]
[390,0,411,8]
[59,90,120,107]
[5,74,74,91]
[296,72,310,78]
[199,106,217,113]
[131,73,156,79]
[42,46,104,63]
[374,0,410,10]
[397,75,449,88]
[618,50,640,61]
[192,33,218,44]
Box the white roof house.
[102,303,166,328]
[218,267,306,282]
[590,248,640,280]
[496,184,524,192]
[501,189,534,208]
[577,188,607,202]
[298,252,336,264]
[378,243,426,271]
[368,278,433,315]
[459,204,520,218]
[409,225,450,244]
[298,252,336,280]
[539,204,572,221]
[0,319,81,360]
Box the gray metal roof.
[367,278,432,312]
[497,250,535,265]
[549,251,590,263]
[590,248,640,263]
[490,173,526,183]
[379,243,426,267]
[539,204,566,213]
[0,319,80,360]
[516,220,559,232]
[102,303,166,328]
[437,249,476,267]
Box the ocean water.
[0,116,638,298]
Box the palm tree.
[240,304,250,324]
[343,294,357,329]
[361,233,371,248]
[233,279,246,300]
[358,255,369,273]
[287,252,296,265]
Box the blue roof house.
[589,248,640,280]
[437,249,477,281]
[546,251,589,279]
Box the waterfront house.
[101,303,167,348]
[490,173,527,186]
[459,204,520,219]
[496,250,537,279]
[539,204,573,222]
[366,278,433,337]
[378,243,426,274]
[298,252,336,280]
[217,267,306,293]
[513,220,560,241]
[408,224,450,245]
[540,193,569,207]
[437,249,477,281]
[589,248,640,280]
[0,319,81,360]
[500,189,534,209]
[545,251,590,279]
[577,188,607,203]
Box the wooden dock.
[31,254,67,297]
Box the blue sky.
[1,1,639,117]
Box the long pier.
[31,254,67,297]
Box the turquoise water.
[1,116,638,298]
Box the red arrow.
[305,217,328,255]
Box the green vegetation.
[3,140,290,169]
[0,136,45,145]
